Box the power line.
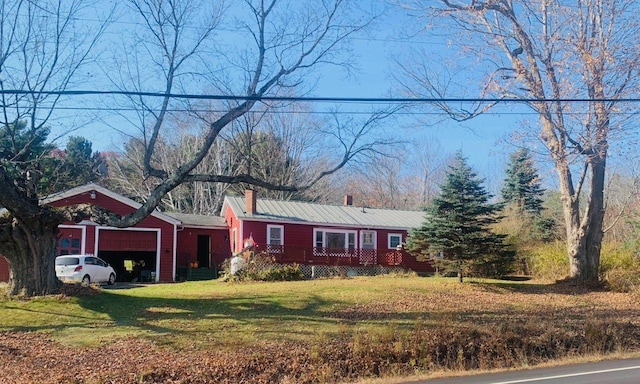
[3,89,639,104]
[36,105,640,117]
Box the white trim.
[313,228,358,249]
[266,224,284,246]
[42,183,181,225]
[239,221,244,253]
[59,224,87,255]
[155,228,161,282]
[360,230,377,250]
[388,233,403,249]
[95,226,161,282]
[172,224,177,282]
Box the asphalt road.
[409,358,640,384]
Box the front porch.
[258,245,434,274]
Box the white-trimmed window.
[314,228,357,254]
[360,231,376,250]
[388,233,403,249]
[267,224,284,252]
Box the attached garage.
[97,228,160,282]
[0,183,233,284]
[42,184,181,282]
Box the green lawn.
[2,276,640,383]
[0,276,450,348]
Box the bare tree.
[99,0,391,229]
[0,0,391,296]
[398,0,640,285]
[107,132,234,215]
[0,1,112,296]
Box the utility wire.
[2,89,639,103]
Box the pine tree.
[59,136,107,189]
[501,148,545,214]
[406,151,514,282]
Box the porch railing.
[260,244,431,271]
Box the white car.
[55,255,116,286]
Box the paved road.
[409,358,640,384]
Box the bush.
[257,264,305,281]
[527,241,568,281]
[220,251,305,282]
[600,242,640,292]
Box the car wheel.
[81,275,91,287]
[108,273,116,285]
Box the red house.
[222,190,434,276]
[0,184,230,283]
[0,186,433,284]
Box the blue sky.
[307,7,528,186]
[54,1,540,191]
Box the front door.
[197,235,210,268]
[360,231,376,264]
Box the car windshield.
[55,257,80,266]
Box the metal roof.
[168,212,227,228]
[223,196,425,230]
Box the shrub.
[220,251,305,282]
[257,264,305,281]
[600,242,640,292]
[526,241,568,281]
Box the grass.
[1,277,444,348]
[1,276,640,383]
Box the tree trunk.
[0,214,61,296]
[557,149,606,286]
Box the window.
[388,233,402,249]
[267,225,284,246]
[232,228,237,253]
[327,232,345,249]
[314,228,357,254]
[57,237,81,256]
[267,225,284,253]
[361,231,376,250]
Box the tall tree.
[501,148,544,214]
[57,137,107,190]
[101,0,391,228]
[0,1,111,296]
[398,1,640,285]
[1,0,391,296]
[406,152,513,282]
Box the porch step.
[187,267,218,281]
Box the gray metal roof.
[223,196,425,230]
[168,212,227,228]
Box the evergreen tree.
[406,151,514,281]
[501,148,545,214]
[0,120,57,200]
[58,136,107,189]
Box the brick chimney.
[343,195,353,206]
[245,189,257,215]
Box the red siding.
[242,220,409,251]
[234,218,434,273]
[225,206,242,254]
[99,229,157,251]
[48,190,177,282]
[0,257,9,281]
[57,227,84,255]
[176,227,230,268]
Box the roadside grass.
[2,276,640,383]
